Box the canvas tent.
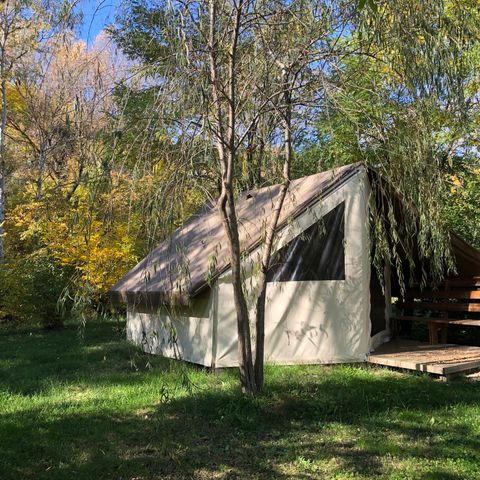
[109,162,479,368]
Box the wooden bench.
[393,277,480,344]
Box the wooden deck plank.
[409,278,480,288]
[400,302,480,313]
[394,316,480,326]
[406,290,480,300]
[368,340,480,376]
[445,280,480,288]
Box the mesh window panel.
[267,202,345,282]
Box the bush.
[0,251,73,328]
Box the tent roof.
[450,233,480,277]
[109,163,362,306]
[109,161,480,307]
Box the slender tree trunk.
[220,186,256,395]
[35,144,46,201]
[254,67,292,391]
[208,0,256,395]
[246,118,257,189]
[0,65,7,263]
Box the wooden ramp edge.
[368,341,480,377]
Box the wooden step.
[394,316,480,327]
[406,290,480,300]
[407,278,480,289]
[444,278,480,288]
[449,276,480,280]
[400,302,480,313]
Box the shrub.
[0,251,73,328]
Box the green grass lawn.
[0,320,479,480]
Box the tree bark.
[35,143,47,201]
[208,0,257,395]
[246,118,258,189]
[0,60,7,263]
[219,188,257,395]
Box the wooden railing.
[393,277,480,344]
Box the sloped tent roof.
[109,163,362,306]
[368,170,480,279]
[109,161,480,307]
[450,233,480,277]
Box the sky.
[76,0,121,45]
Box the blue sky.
[76,0,121,44]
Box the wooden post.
[384,262,392,338]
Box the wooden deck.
[368,340,480,378]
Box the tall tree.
[113,0,357,395]
[0,0,74,261]
[10,32,120,202]
[112,0,478,395]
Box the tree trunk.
[246,118,257,189]
[0,74,7,263]
[219,188,257,395]
[35,144,47,201]
[209,0,257,395]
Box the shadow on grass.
[0,321,174,395]
[0,322,479,479]
[2,373,479,479]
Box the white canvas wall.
[213,169,372,367]
[127,168,384,368]
[126,291,214,366]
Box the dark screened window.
[267,202,345,282]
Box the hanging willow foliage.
[350,0,479,291]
